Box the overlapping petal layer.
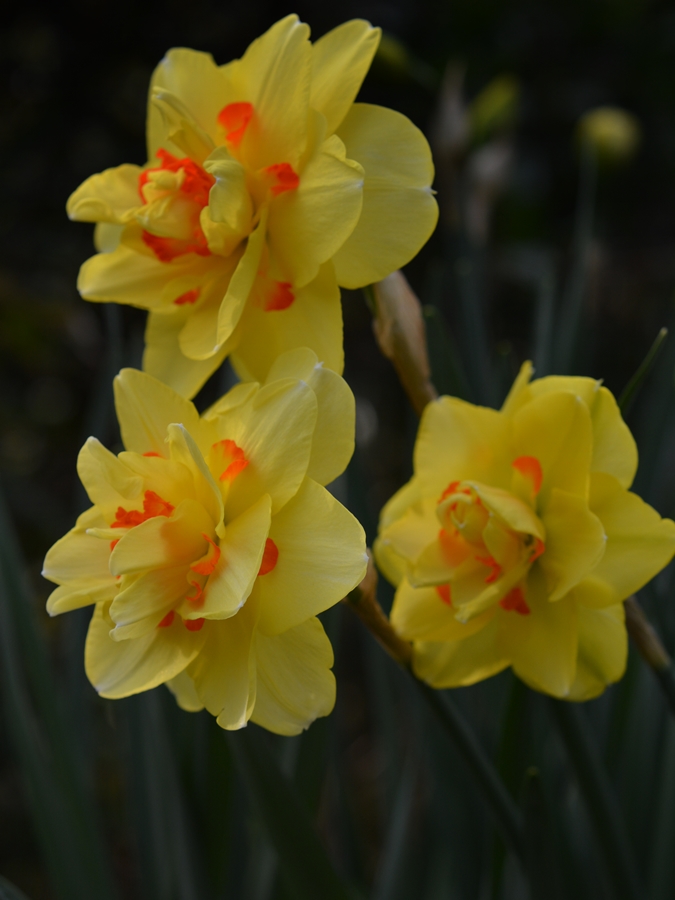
[43,351,367,733]
[68,15,438,397]
[376,363,675,699]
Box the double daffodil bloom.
[43,349,367,734]
[375,364,675,699]
[67,15,438,398]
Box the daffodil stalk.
[345,552,527,864]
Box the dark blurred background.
[4,0,675,896]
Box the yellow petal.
[203,150,253,240]
[149,88,216,163]
[501,568,578,697]
[256,478,367,635]
[380,497,442,566]
[233,15,311,171]
[251,616,335,736]
[114,367,204,455]
[500,360,533,416]
[216,212,267,346]
[110,565,190,639]
[231,261,343,382]
[584,471,675,602]
[539,489,606,602]
[166,424,223,528]
[94,222,123,253]
[567,602,626,700]
[374,478,424,587]
[110,498,213,576]
[144,310,228,400]
[216,378,318,518]
[77,438,142,514]
[179,271,236,361]
[179,494,271,621]
[266,348,354,486]
[78,241,212,309]
[391,578,494,642]
[67,165,142,224]
[203,382,260,420]
[46,581,116,616]
[310,20,381,134]
[85,602,203,699]
[414,397,512,499]
[466,481,545,540]
[267,134,364,288]
[189,601,257,727]
[589,387,637,488]
[43,507,113,588]
[512,391,593,505]
[413,616,508,688]
[147,48,230,155]
[166,670,204,712]
[333,103,438,287]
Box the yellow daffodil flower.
[375,364,675,699]
[67,15,438,399]
[43,348,367,734]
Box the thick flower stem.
[624,595,675,718]
[344,554,527,864]
[549,701,642,900]
[369,272,438,416]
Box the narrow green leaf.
[371,757,418,900]
[226,726,358,900]
[617,327,669,415]
[0,876,31,900]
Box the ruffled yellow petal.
[166,670,204,712]
[67,164,142,224]
[333,103,438,287]
[189,602,257,728]
[567,602,627,700]
[110,566,190,639]
[502,569,578,697]
[379,497,440,567]
[144,310,228,400]
[147,48,229,155]
[178,272,234,361]
[413,616,508,688]
[78,241,213,310]
[148,89,216,164]
[216,213,267,346]
[85,602,204,699]
[500,360,533,415]
[581,472,675,603]
[251,616,335,736]
[391,579,494,642]
[77,438,142,515]
[268,135,364,289]
[166,424,223,528]
[257,478,367,635]
[310,20,381,134]
[266,348,354,486]
[215,378,318,518]
[231,262,343,382]
[109,499,213,576]
[232,15,311,171]
[414,397,512,498]
[179,494,271,621]
[589,387,637,488]
[114,367,205,455]
[539,489,606,602]
[512,391,593,504]
[43,507,113,588]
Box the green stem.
[549,701,642,900]
[618,326,668,415]
[414,680,527,863]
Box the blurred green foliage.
[4,0,675,898]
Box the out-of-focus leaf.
[423,304,472,401]
[0,485,118,900]
[522,767,563,900]
[226,725,358,900]
[0,876,30,900]
[618,327,668,415]
[371,757,418,900]
[648,717,675,899]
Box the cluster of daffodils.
[375,365,675,699]
[44,351,367,733]
[68,15,437,398]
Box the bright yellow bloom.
[67,16,438,399]
[43,349,367,734]
[375,364,675,699]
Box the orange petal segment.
[435,584,452,606]
[475,555,502,584]
[174,288,201,306]
[218,102,254,147]
[185,617,205,632]
[265,281,295,311]
[143,451,162,458]
[500,586,530,615]
[512,456,543,495]
[190,533,221,576]
[212,439,249,482]
[158,610,175,628]
[258,538,279,576]
[111,490,175,529]
[264,162,299,197]
[186,580,205,608]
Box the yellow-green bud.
[576,106,641,166]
